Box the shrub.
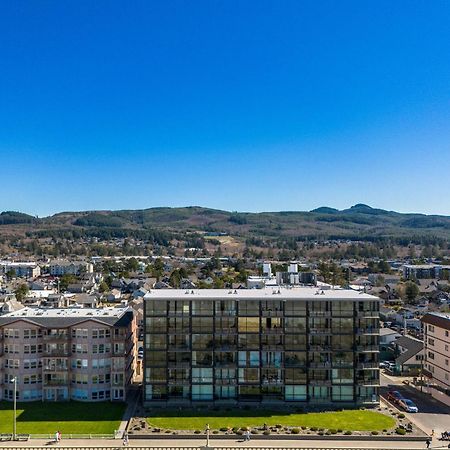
[329,429,337,434]
[337,429,343,433]
[383,429,387,433]
[263,430,271,435]
[232,427,239,433]
[242,427,249,431]
[194,430,201,434]
[344,431,352,435]
[236,430,244,436]
[318,431,324,436]
[325,431,332,435]
[251,430,259,435]
[371,431,379,435]
[398,413,405,419]
[301,426,307,430]
[291,428,300,434]
[212,430,219,434]
[310,427,318,431]
[220,427,228,432]
[275,424,282,429]
[396,428,406,435]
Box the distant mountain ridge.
[1,204,450,242]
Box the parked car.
[387,390,405,404]
[399,398,418,413]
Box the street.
[380,373,450,443]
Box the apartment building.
[0,261,41,278]
[422,313,450,395]
[49,260,94,276]
[0,307,136,402]
[143,288,380,406]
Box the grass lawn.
[147,409,395,431]
[0,401,126,434]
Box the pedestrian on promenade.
[426,437,431,449]
[54,431,59,443]
[123,433,129,446]
[58,431,61,442]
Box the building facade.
[0,307,136,402]
[0,261,41,278]
[422,313,450,395]
[143,288,380,406]
[49,261,94,276]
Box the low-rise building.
[0,261,41,278]
[0,306,136,402]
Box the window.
[285,385,307,401]
[428,325,434,332]
[331,386,353,401]
[428,351,435,360]
[192,384,213,400]
[428,338,435,346]
[192,368,213,383]
[237,317,260,333]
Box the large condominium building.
[0,261,41,278]
[49,260,94,276]
[0,307,136,402]
[422,313,450,395]
[143,288,380,406]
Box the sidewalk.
[0,437,433,448]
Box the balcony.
[357,362,379,369]
[309,328,332,335]
[309,311,332,317]
[43,379,69,386]
[43,365,69,372]
[357,378,380,386]
[309,379,331,386]
[309,361,331,369]
[43,349,71,357]
[356,328,379,336]
[309,345,332,352]
[356,345,379,352]
[43,334,69,341]
[357,311,379,319]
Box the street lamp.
[12,377,17,440]
[205,423,210,447]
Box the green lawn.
[147,409,395,431]
[0,401,126,434]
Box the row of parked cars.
[387,390,419,413]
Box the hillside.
[1,205,450,245]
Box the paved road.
[380,373,450,443]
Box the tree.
[99,280,109,293]
[14,284,29,301]
[403,281,419,303]
[5,269,15,280]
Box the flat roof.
[2,306,129,318]
[144,287,379,301]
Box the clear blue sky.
[1,1,449,217]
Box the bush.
[212,430,219,434]
[337,429,343,433]
[318,431,324,436]
[220,427,228,432]
[310,427,318,431]
[194,430,201,434]
[232,427,239,433]
[301,426,307,430]
[396,428,406,435]
[325,431,331,435]
[241,427,249,431]
[291,428,300,434]
[398,413,405,419]
[236,430,244,436]
[275,424,282,429]
[371,431,379,435]
[344,431,352,435]
[263,430,271,435]
[329,429,338,434]
[251,430,259,434]
[383,429,387,433]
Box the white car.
[399,398,418,413]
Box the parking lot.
[381,373,450,441]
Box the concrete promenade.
[0,438,437,449]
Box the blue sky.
[1,1,449,217]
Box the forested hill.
[1,204,450,245]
